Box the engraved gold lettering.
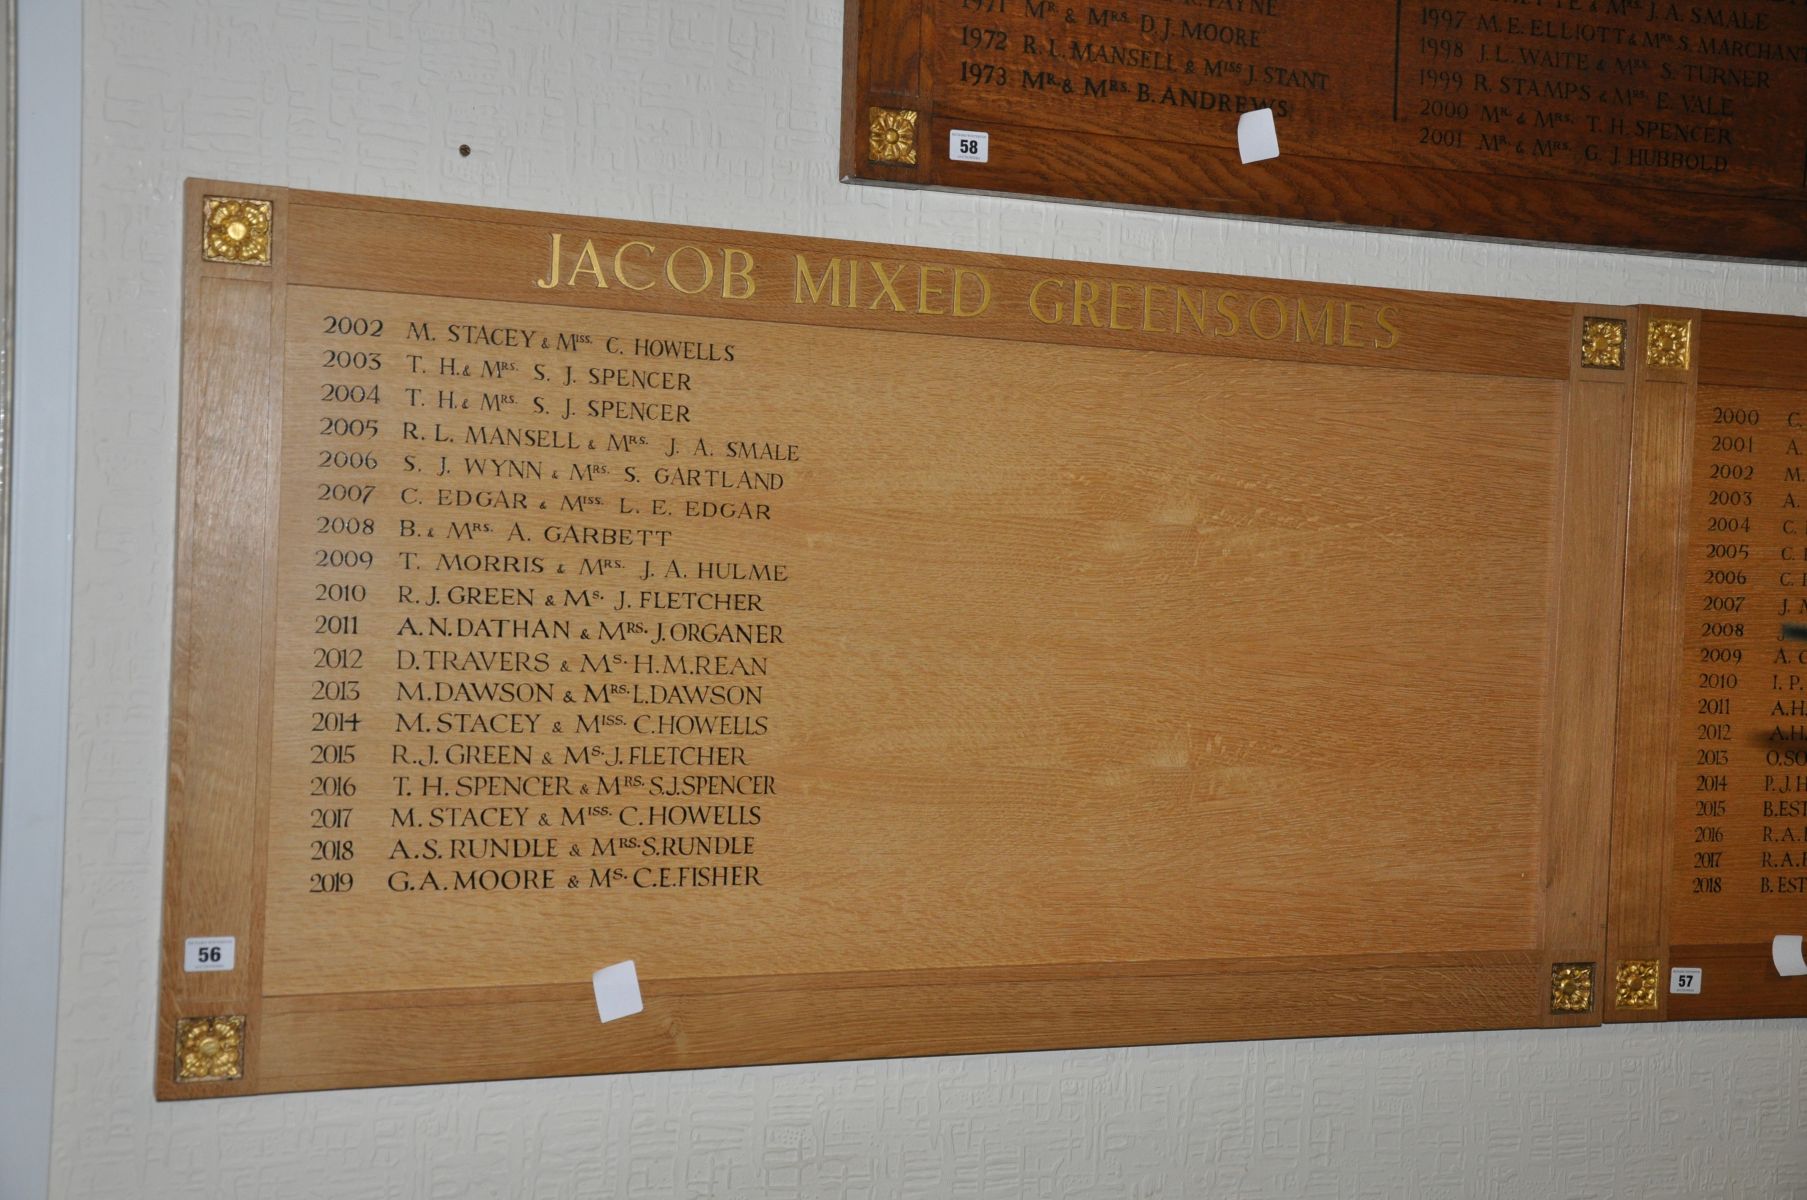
[534,232,563,289]
[1176,288,1211,335]
[1374,304,1401,349]
[665,245,714,295]
[722,248,756,301]
[776,256,1389,349]
[1073,279,1102,328]
[1141,284,1169,333]
[794,255,841,306]
[1108,282,1137,331]
[1250,294,1286,340]
[1293,299,1332,345]
[868,261,908,312]
[613,241,656,291]
[951,268,991,318]
[568,238,609,288]
[1214,291,1241,337]
[916,265,947,316]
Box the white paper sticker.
[184,936,236,973]
[948,130,989,163]
[1237,108,1280,164]
[1669,966,1703,995]
[591,959,644,1024]
[1774,934,1807,977]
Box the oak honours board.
[159,181,1805,1098]
[1609,309,1807,1022]
[841,0,1807,260]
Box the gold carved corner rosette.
[1550,963,1594,1014]
[1614,960,1660,1011]
[868,107,919,166]
[175,1014,246,1082]
[1645,317,1692,371]
[201,196,273,265]
[1580,317,1626,370]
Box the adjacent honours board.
[840,0,1807,260]
[158,181,1806,1099]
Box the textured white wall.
[58,2,1807,1197]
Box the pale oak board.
[161,180,1788,1097]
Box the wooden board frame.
[839,0,1807,261]
[159,180,1802,1099]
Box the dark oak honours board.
[159,181,1802,1099]
[841,0,1807,260]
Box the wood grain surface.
[1603,308,1691,1024]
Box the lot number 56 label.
[184,936,236,973]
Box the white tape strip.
[1237,108,1279,164]
[1773,934,1807,977]
[592,959,644,1023]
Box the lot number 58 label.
[948,130,989,162]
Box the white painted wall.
[55,2,1807,1197]
[4,2,78,1199]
